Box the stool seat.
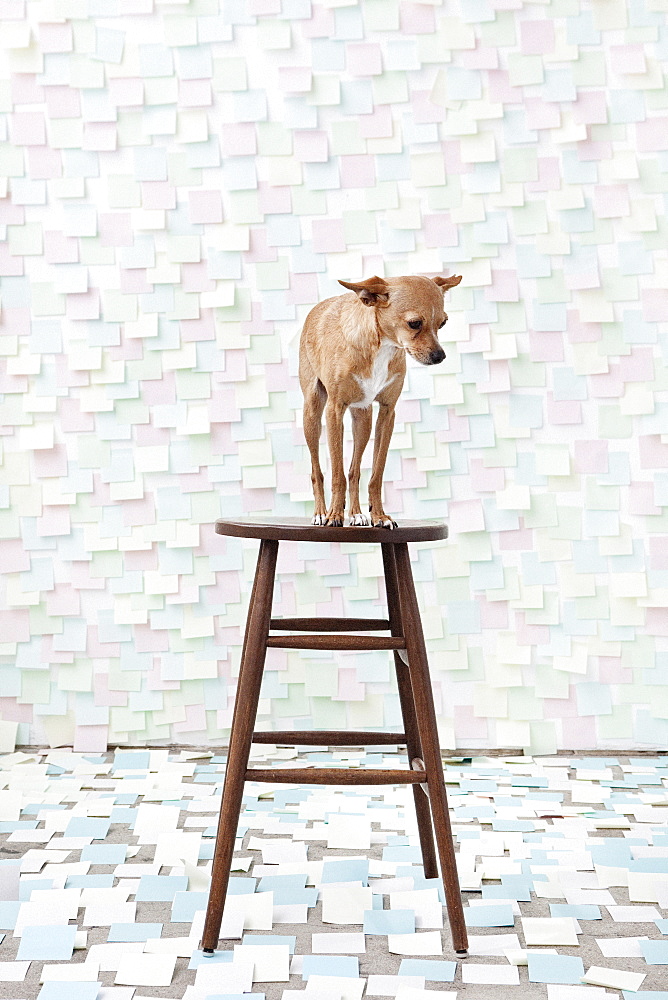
[202,516,468,958]
[215,515,448,543]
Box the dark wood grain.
[215,515,448,543]
[394,541,468,955]
[382,542,439,881]
[246,767,428,785]
[252,730,407,745]
[266,634,405,651]
[270,617,391,632]
[201,538,278,953]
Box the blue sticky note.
[38,985,101,1000]
[302,956,359,980]
[17,924,77,960]
[114,751,150,770]
[81,843,127,864]
[66,875,115,889]
[655,919,668,933]
[108,923,163,942]
[399,959,456,981]
[64,817,110,839]
[135,875,188,902]
[321,859,369,885]
[527,954,585,984]
[640,939,668,964]
[363,909,415,934]
[623,993,668,999]
[550,904,601,920]
[257,874,307,892]
[171,891,209,922]
[188,950,235,968]
[382,846,422,862]
[464,904,514,927]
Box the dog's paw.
[312,514,327,526]
[349,513,370,526]
[372,514,397,529]
[324,510,345,527]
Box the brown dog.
[299,273,462,528]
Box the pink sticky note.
[44,85,81,118]
[400,3,436,33]
[470,459,505,492]
[529,331,565,363]
[649,536,668,570]
[641,289,668,322]
[66,289,100,321]
[179,79,212,107]
[574,440,608,473]
[293,130,329,163]
[38,22,73,52]
[525,99,560,130]
[628,482,661,515]
[448,499,485,534]
[485,270,519,302]
[83,122,117,151]
[520,19,555,55]
[346,43,383,76]
[611,44,647,73]
[358,106,393,139]
[311,219,346,254]
[573,91,608,125]
[221,122,257,156]
[108,77,144,107]
[341,155,376,188]
[593,185,630,217]
[0,610,30,643]
[278,66,312,92]
[639,436,668,469]
[74,726,110,753]
[99,213,133,247]
[189,190,223,224]
[10,112,46,145]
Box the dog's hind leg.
[348,406,372,525]
[301,372,328,525]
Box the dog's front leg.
[324,399,347,526]
[368,400,397,529]
[348,406,372,525]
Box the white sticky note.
[304,974,365,1000]
[387,931,443,955]
[115,953,177,987]
[321,885,372,924]
[581,966,646,992]
[0,962,30,981]
[233,943,290,981]
[462,964,520,984]
[522,916,579,945]
[311,933,366,953]
[193,957,254,995]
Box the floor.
[1,746,668,999]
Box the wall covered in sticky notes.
[1,1,667,754]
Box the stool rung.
[253,729,406,747]
[270,617,391,632]
[246,767,428,785]
[252,730,407,746]
[266,635,405,651]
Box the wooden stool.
[201,516,468,956]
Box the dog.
[299,273,462,528]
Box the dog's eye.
[407,320,422,330]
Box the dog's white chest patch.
[350,338,398,408]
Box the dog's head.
[338,274,462,365]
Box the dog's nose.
[429,348,445,364]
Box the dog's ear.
[338,276,390,307]
[432,274,462,292]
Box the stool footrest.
[266,635,405,651]
[270,617,391,632]
[246,767,427,785]
[252,730,407,746]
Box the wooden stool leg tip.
[456,950,468,958]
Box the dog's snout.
[429,348,446,365]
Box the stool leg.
[393,542,468,956]
[381,543,439,880]
[201,538,279,953]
